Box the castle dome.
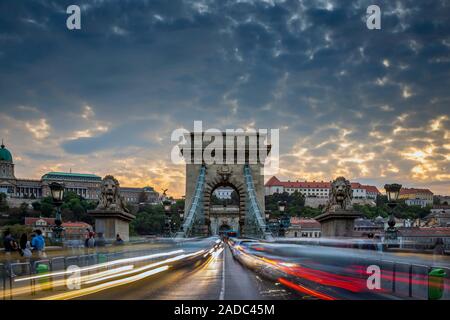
[0,142,13,163]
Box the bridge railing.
[1,243,187,299]
[180,165,206,238]
[377,260,450,299]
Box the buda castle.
[0,142,159,206]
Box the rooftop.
[289,217,321,229]
[265,176,380,193]
[0,142,13,162]
[42,172,102,181]
[400,188,434,195]
[24,217,55,226]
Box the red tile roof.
[265,177,331,188]
[265,176,281,186]
[360,185,381,194]
[62,222,91,228]
[290,217,321,229]
[400,227,450,237]
[400,188,433,195]
[24,217,55,226]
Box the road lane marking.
[219,247,225,300]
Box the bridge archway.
[203,174,246,236]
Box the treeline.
[0,191,97,226]
[130,199,184,235]
[264,192,431,220]
[265,191,322,218]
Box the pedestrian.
[19,233,32,257]
[19,233,28,255]
[114,234,124,245]
[87,232,96,248]
[2,230,18,276]
[84,228,91,248]
[31,229,46,258]
[3,230,18,255]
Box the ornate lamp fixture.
[384,183,402,241]
[49,182,65,243]
[278,201,286,213]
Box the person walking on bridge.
[31,230,46,258]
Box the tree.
[32,201,41,211]
[433,196,441,205]
[265,191,305,216]
[40,197,55,217]
[0,193,9,212]
[131,204,166,235]
[376,195,388,207]
[299,206,322,218]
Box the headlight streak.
[7,248,216,299]
[5,265,135,298]
[40,249,210,300]
[14,249,184,283]
[278,277,336,300]
[84,249,207,285]
[230,243,355,299]
[40,266,170,300]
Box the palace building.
[0,142,159,206]
[264,176,381,200]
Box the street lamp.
[384,183,402,241]
[178,208,184,221]
[163,200,172,213]
[178,208,185,232]
[385,183,402,203]
[278,201,288,237]
[49,182,65,243]
[278,201,286,213]
[163,200,172,236]
[265,210,271,221]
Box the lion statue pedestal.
[315,177,361,238]
[88,175,135,242]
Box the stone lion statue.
[324,176,353,212]
[96,175,129,213]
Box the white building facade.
[265,176,380,201]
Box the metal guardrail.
[1,246,168,299]
[376,259,449,299]
[0,263,5,300]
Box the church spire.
[1,138,4,149]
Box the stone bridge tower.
[182,132,270,237]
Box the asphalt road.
[75,245,296,300]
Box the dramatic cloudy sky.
[0,0,449,197]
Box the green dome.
[0,143,13,162]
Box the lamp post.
[265,210,271,221]
[384,183,402,241]
[264,210,271,232]
[163,200,172,236]
[49,182,65,244]
[278,201,288,237]
[278,201,286,213]
[178,208,184,232]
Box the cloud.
[0,0,449,196]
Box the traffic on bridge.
[2,236,449,300]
